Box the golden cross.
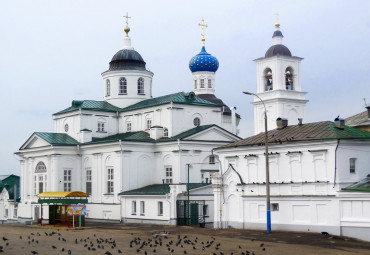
[275,12,280,28]
[124,12,131,27]
[198,18,208,46]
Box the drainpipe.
[333,139,340,188]
[119,140,123,220]
[177,139,181,184]
[77,145,82,191]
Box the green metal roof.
[119,183,211,196]
[342,175,370,192]
[35,132,80,146]
[219,121,370,149]
[0,175,20,201]
[54,100,122,115]
[85,131,154,145]
[120,92,221,112]
[157,124,215,142]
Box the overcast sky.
[0,0,369,175]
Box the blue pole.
[266,209,271,233]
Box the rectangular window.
[127,122,132,132]
[140,201,145,215]
[86,169,92,195]
[132,201,137,215]
[5,209,8,217]
[107,168,114,193]
[165,166,173,184]
[98,122,105,132]
[208,79,212,88]
[272,203,279,211]
[350,158,356,173]
[200,79,205,88]
[158,201,163,216]
[194,80,197,89]
[38,175,44,194]
[64,169,72,191]
[146,119,152,130]
[14,208,17,217]
[209,155,215,164]
[203,204,208,216]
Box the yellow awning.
[37,191,89,198]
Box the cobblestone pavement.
[0,222,369,255]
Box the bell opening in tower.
[264,68,273,91]
[285,67,294,90]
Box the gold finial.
[123,12,131,37]
[275,12,280,28]
[198,18,208,46]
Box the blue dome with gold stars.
[189,46,219,73]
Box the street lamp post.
[243,91,271,233]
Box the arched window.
[193,117,201,126]
[119,77,127,94]
[106,79,110,96]
[163,128,168,137]
[35,162,47,173]
[285,67,294,90]
[264,68,273,91]
[138,77,144,94]
[208,79,212,88]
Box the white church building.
[213,21,370,241]
[16,19,241,225]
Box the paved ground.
[0,222,369,254]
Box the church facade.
[16,20,240,224]
[213,21,370,241]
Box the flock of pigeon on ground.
[0,229,266,254]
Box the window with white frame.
[140,201,145,215]
[146,119,152,130]
[194,80,197,89]
[209,155,215,164]
[138,77,144,94]
[106,79,110,96]
[193,117,200,126]
[203,204,208,216]
[350,158,356,173]
[98,122,105,132]
[163,128,168,137]
[5,209,8,218]
[35,161,47,173]
[14,208,17,217]
[119,77,127,94]
[165,166,173,184]
[200,79,205,88]
[127,122,132,132]
[63,169,71,191]
[86,169,92,195]
[208,79,212,88]
[107,168,114,193]
[132,201,137,215]
[38,175,44,193]
[158,201,163,216]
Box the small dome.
[272,30,283,38]
[265,44,292,58]
[189,46,219,73]
[108,49,147,71]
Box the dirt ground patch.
[0,222,369,255]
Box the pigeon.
[2,237,7,242]
[52,246,57,249]
[260,243,264,247]
[68,250,71,255]
[118,250,122,253]
[31,252,38,255]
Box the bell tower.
[253,16,308,134]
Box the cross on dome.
[123,12,131,37]
[275,12,280,28]
[198,18,208,46]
